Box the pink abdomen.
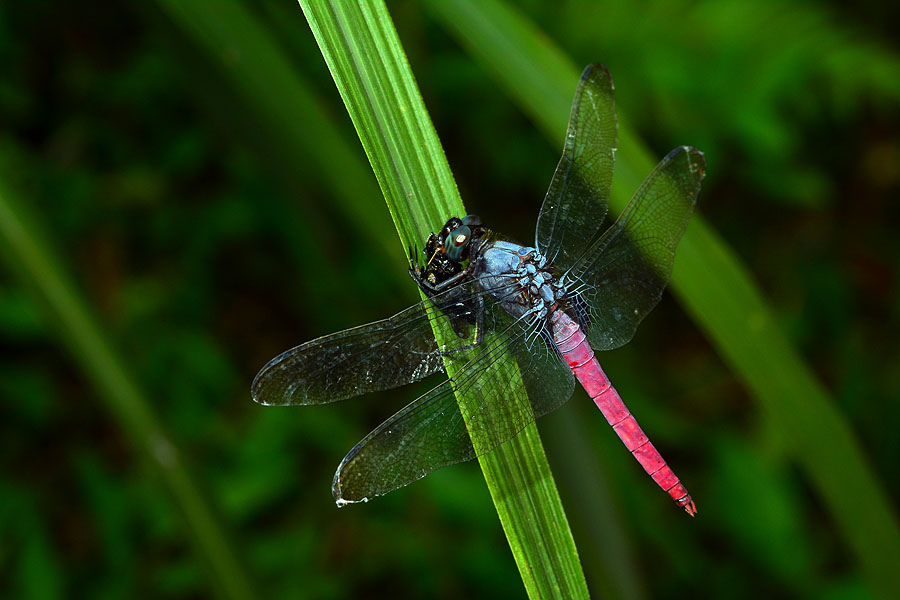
[550,310,696,516]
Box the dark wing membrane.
[535,63,616,272]
[332,378,472,504]
[251,281,486,406]
[570,146,706,351]
[332,294,575,504]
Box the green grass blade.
[427,1,900,597]
[0,181,258,599]
[297,1,589,597]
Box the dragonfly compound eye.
[439,217,464,241]
[443,224,471,261]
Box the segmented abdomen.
[550,310,696,515]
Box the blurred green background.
[2,0,899,598]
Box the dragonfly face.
[409,215,488,339]
[252,64,705,514]
[410,215,487,295]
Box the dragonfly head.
[410,215,487,295]
[439,214,485,262]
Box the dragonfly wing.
[573,146,706,351]
[535,63,616,272]
[332,378,473,504]
[333,298,575,503]
[457,298,576,453]
[252,281,485,406]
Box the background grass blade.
[0,181,258,600]
[156,0,404,275]
[426,1,900,597]
[297,1,588,597]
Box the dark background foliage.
[1,0,899,598]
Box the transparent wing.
[535,63,617,272]
[332,294,575,504]
[571,146,706,351]
[251,281,488,406]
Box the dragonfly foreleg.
[436,292,485,357]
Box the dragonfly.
[252,63,705,515]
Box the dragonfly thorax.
[474,240,567,322]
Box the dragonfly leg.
[436,293,485,356]
[408,256,471,297]
[430,266,472,293]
